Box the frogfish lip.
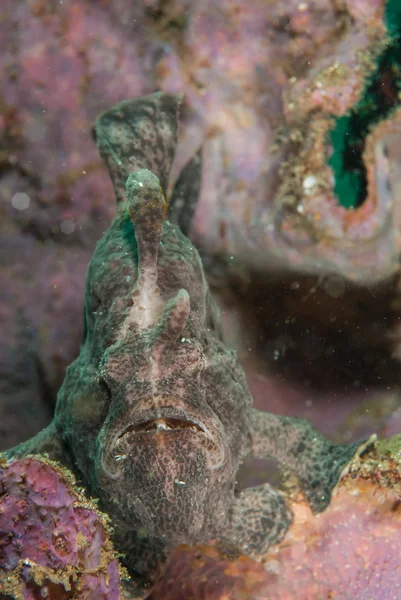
[117,411,206,438]
[101,407,227,477]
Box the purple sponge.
[0,455,125,599]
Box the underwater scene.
[1,0,401,598]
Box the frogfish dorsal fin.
[93,92,182,202]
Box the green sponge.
[328,0,401,209]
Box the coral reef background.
[2,1,401,598]
[1,0,401,466]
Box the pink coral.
[0,455,124,599]
[145,544,271,600]
[159,0,388,285]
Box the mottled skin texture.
[5,93,364,581]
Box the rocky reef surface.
[3,436,401,599]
